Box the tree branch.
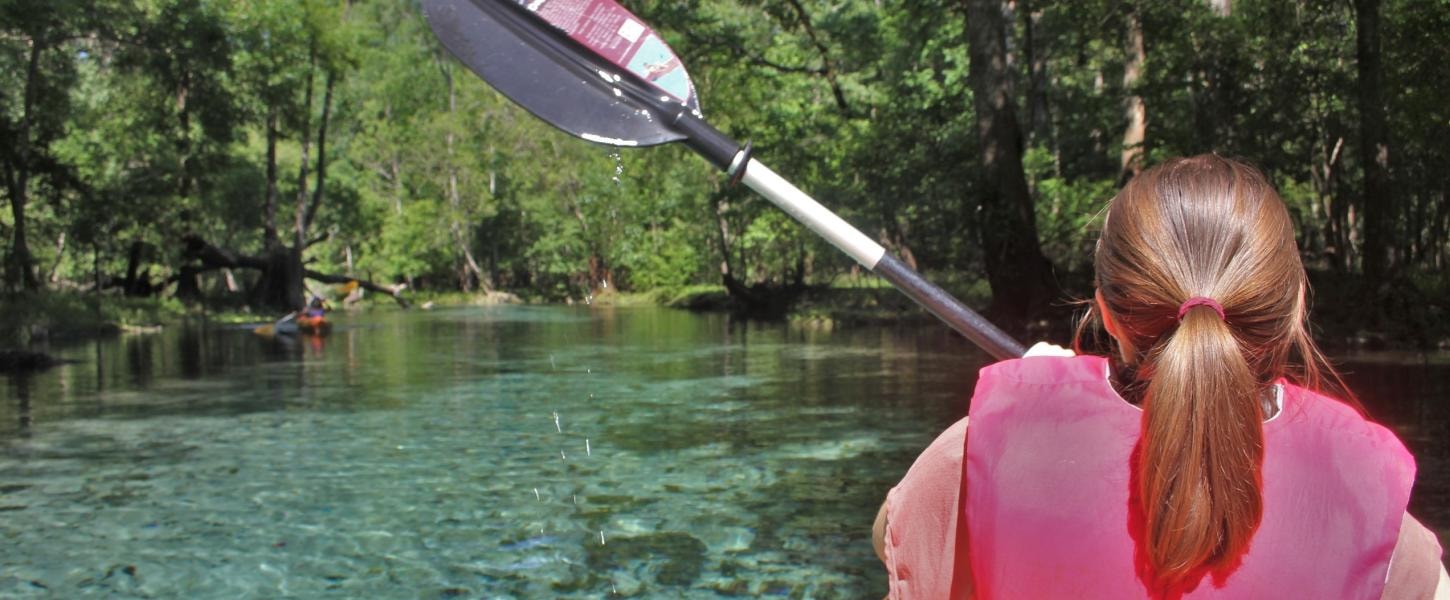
[179,234,409,308]
[783,0,853,116]
[304,230,331,249]
[304,269,410,307]
[181,234,267,270]
[679,30,827,76]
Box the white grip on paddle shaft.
[739,159,886,269]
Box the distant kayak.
[253,313,329,337]
[296,315,330,334]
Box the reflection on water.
[0,306,1444,597]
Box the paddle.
[253,312,298,337]
[420,0,1026,360]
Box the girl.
[873,155,1446,598]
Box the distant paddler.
[253,284,346,337]
[295,295,331,334]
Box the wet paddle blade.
[421,0,701,147]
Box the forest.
[2,0,1448,345]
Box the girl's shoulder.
[1279,383,1410,450]
[978,354,1108,385]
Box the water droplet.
[534,488,540,501]
[550,355,556,370]
[553,411,562,433]
[585,438,591,456]
[573,494,578,504]
[600,530,606,545]
[609,152,624,185]
[561,449,567,460]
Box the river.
[0,306,1444,597]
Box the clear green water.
[0,306,989,598]
[1,306,1445,598]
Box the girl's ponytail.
[1085,155,1352,589]
[1137,301,1264,587]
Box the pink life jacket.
[962,355,1416,599]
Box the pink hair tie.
[1177,296,1225,322]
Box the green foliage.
[616,219,703,291]
[1024,147,1113,274]
[372,197,450,283]
[0,0,1447,340]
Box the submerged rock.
[585,531,708,588]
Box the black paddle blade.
[422,0,701,147]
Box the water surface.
[0,306,1444,597]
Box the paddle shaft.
[676,101,1025,360]
[734,157,1025,360]
[647,108,1026,360]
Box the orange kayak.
[297,315,331,334]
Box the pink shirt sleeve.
[1382,513,1445,599]
[884,416,969,600]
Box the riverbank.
[0,294,276,373]
[5,266,1444,373]
[0,294,186,347]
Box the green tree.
[0,0,109,291]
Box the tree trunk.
[123,240,147,296]
[881,224,918,271]
[714,190,736,283]
[1022,0,1055,157]
[1314,135,1348,271]
[293,48,317,250]
[1119,4,1148,184]
[249,245,306,311]
[568,199,613,293]
[46,232,64,283]
[5,38,44,292]
[175,67,193,201]
[386,101,404,215]
[303,71,335,233]
[964,0,1058,327]
[249,66,338,313]
[5,168,35,291]
[263,109,280,249]
[440,60,488,292]
[1354,0,1394,282]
